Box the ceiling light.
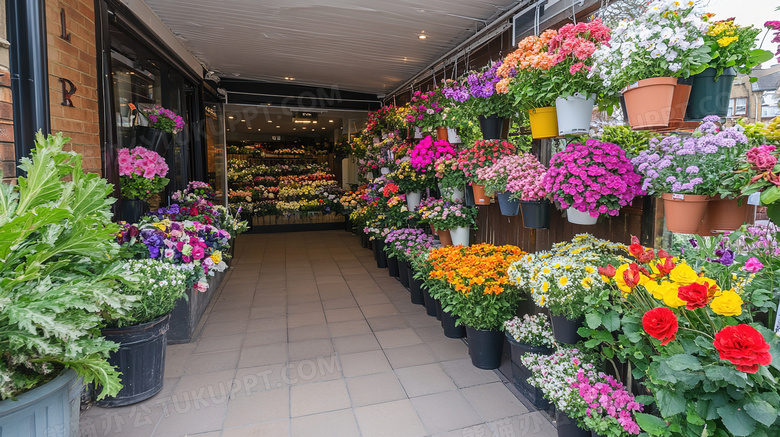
[418,35,427,39]
[267,120,272,123]
[228,116,234,119]
[293,128,296,130]
[329,120,334,123]
[284,77,295,81]
[322,127,326,130]
[313,121,317,124]
[276,126,280,128]
[294,120,312,124]
[241,119,245,122]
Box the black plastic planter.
[496,192,520,216]
[465,326,504,369]
[506,333,553,409]
[374,239,388,269]
[686,67,736,120]
[410,276,425,305]
[398,260,411,289]
[130,125,174,155]
[464,184,475,207]
[550,315,585,345]
[423,286,437,317]
[435,299,443,321]
[121,199,146,224]
[97,314,170,407]
[555,410,590,437]
[440,310,466,339]
[477,115,508,140]
[520,200,551,229]
[387,255,400,278]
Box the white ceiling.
[143,0,519,95]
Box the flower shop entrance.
[80,230,557,437]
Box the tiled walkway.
[81,231,558,437]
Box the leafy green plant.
[599,125,657,158]
[0,132,136,400]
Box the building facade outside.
[728,64,780,123]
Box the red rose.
[713,324,772,373]
[642,307,678,346]
[677,282,713,310]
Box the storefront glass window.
[205,102,227,206]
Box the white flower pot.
[380,167,390,175]
[566,207,598,225]
[439,183,465,201]
[450,227,470,246]
[381,133,389,139]
[447,128,462,143]
[365,171,374,181]
[372,137,381,144]
[406,191,422,211]
[555,93,595,136]
[414,127,423,139]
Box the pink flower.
[744,257,764,273]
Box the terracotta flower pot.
[436,228,453,246]
[436,126,448,141]
[471,184,491,206]
[669,83,692,126]
[621,77,679,129]
[697,195,750,234]
[661,193,710,234]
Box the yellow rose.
[644,280,665,300]
[669,262,699,285]
[661,283,687,308]
[710,289,743,317]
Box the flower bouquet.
[118,146,170,201]
[543,139,641,223]
[587,238,780,437]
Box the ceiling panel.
[143,0,519,94]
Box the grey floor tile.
[375,328,424,349]
[290,379,351,417]
[346,372,407,407]
[462,382,530,422]
[354,399,427,437]
[332,333,382,355]
[223,387,289,427]
[339,350,392,377]
[396,363,457,397]
[290,409,360,437]
[384,343,437,369]
[441,358,502,388]
[410,390,483,434]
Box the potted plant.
[522,348,644,437]
[446,61,515,139]
[632,117,750,233]
[475,153,548,218]
[457,140,517,205]
[504,314,556,408]
[384,228,436,291]
[133,105,185,154]
[434,157,469,202]
[508,234,629,344]
[391,161,432,211]
[428,244,527,369]
[590,0,711,129]
[405,89,449,139]
[687,15,772,120]
[0,133,135,434]
[543,139,642,225]
[590,239,779,437]
[96,259,188,407]
[417,198,478,246]
[118,146,170,223]
[499,20,612,137]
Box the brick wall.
[0,69,14,183]
[45,0,101,175]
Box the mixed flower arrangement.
[409,136,457,172]
[434,157,469,196]
[108,259,187,328]
[383,228,437,262]
[443,61,516,118]
[544,139,642,217]
[457,140,517,183]
[118,146,170,200]
[392,160,434,193]
[702,14,772,79]
[405,89,446,130]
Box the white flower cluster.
[589,0,709,91]
[504,314,556,348]
[521,348,595,414]
[122,259,187,295]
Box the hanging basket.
[471,184,491,206]
[496,192,520,216]
[566,207,598,225]
[621,77,679,129]
[439,183,465,202]
[436,126,448,141]
[698,195,749,234]
[447,128,462,143]
[555,93,594,136]
[520,200,551,229]
[661,193,710,234]
[686,67,737,120]
[380,167,390,175]
[130,126,173,155]
[528,107,558,139]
